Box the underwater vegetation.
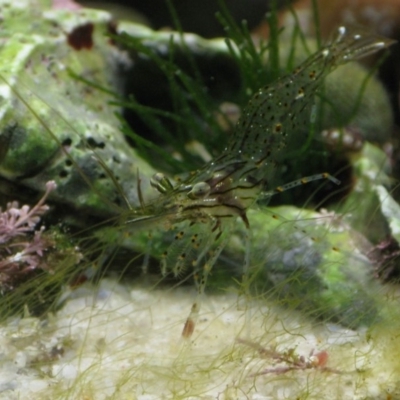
[1,0,400,399]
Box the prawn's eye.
[188,182,211,199]
[150,172,174,194]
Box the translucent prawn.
[124,26,395,338]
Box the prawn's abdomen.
[224,26,395,168]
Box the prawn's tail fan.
[326,25,396,65]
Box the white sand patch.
[0,278,399,399]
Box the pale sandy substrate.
[0,278,399,400]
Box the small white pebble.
[14,351,27,368]
[53,364,77,380]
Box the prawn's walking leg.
[182,238,228,338]
[242,227,253,337]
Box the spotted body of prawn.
[123,26,395,338]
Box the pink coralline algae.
[0,181,56,291]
